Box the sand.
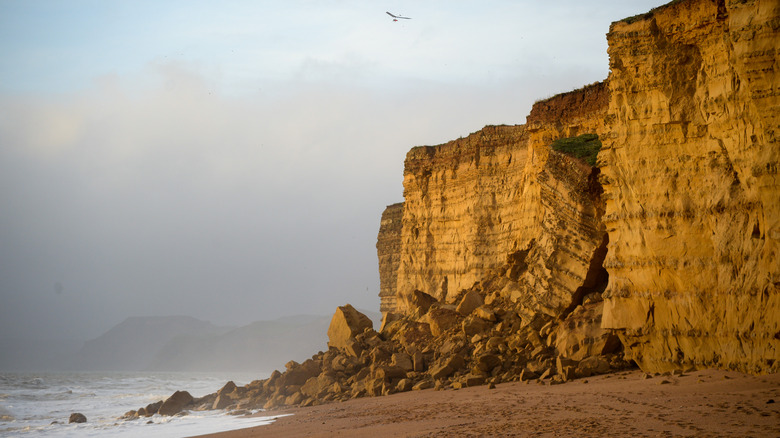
[191,369,780,437]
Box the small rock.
[474,306,496,322]
[120,410,138,420]
[412,380,433,391]
[657,379,671,385]
[767,399,775,404]
[68,413,87,424]
[464,375,486,387]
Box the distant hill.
[73,315,230,371]
[68,310,380,373]
[147,315,332,373]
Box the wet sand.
[192,369,780,437]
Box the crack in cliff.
[560,233,610,320]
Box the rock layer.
[376,203,403,314]
[389,117,609,322]
[600,0,780,373]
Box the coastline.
[190,369,780,437]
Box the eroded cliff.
[387,84,610,324]
[600,0,780,373]
[377,202,403,314]
[378,0,779,375]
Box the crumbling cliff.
[599,0,780,373]
[390,97,609,321]
[378,0,779,375]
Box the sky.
[0,0,664,342]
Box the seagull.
[386,11,411,21]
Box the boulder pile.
[121,295,630,419]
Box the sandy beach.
[192,369,780,437]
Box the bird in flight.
[386,11,411,21]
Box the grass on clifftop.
[551,133,601,167]
[618,0,687,25]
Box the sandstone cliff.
[376,203,403,314]
[392,118,609,321]
[600,0,780,373]
[378,0,779,374]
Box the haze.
[0,1,662,346]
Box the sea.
[0,371,283,437]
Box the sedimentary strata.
[599,0,780,374]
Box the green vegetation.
[550,133,602,167]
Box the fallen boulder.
[327,304,374,351]
[403,290,438,318]
[426,307,462,337]
[430,354,466,380]
[456,290,484,316]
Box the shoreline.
[190,369,780,437]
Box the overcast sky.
[0,0,663,342]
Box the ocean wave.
[0,406,15,422]
[0,371,272,437]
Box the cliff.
[378,0,779,374]
[376,203,403,314]
[600,0,780,373]
[392,118,610,318]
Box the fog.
[0,1,663,346]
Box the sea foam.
[0,371,278,437]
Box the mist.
[0,1,663,360]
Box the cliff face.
[380,81,611,323]
[600,0,780,373]
[376,203,403,314]
[378,0,779,375]
[395,125,530,306]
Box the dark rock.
[120,410,138,420]
[145,401,162,415]
[68,413,87,424]
[158,390,194,416]
[475,353,502,373]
